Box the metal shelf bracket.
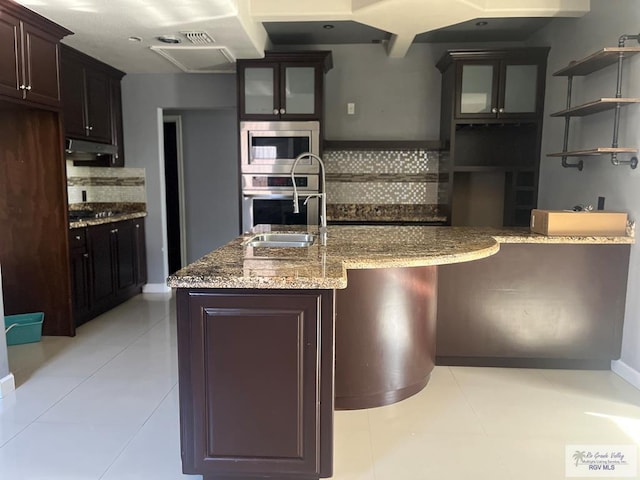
[560,33,640,171]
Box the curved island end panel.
[168,225,633,480]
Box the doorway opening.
[163,116,187,275]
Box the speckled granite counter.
[69,211,147,229]
[68,202,147,229]
[167,225,634,290]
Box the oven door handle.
[243,192,299,199]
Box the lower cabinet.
[176,289,335,480]
[69,218,147,325]
[437,243,630,368]
[68,229,91,325]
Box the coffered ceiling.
[14,0,590,73]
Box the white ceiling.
[15,0,590,74]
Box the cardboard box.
[530,209,628,236]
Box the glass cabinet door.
[243,66,276,115]
[283,66,316,115]
[503,64,538,114]
[459,64,496,115]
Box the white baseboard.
[142,283,172,294]
[611,360,640,391]
[0,373,15,398]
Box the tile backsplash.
[66,162,146,205]
[323,147,447,222]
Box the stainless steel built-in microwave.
[240,121,320,174]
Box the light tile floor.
[2,293,640,479]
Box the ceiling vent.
[150,46,235,73]
[182,31,215,45]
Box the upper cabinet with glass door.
[237,51,333,121]
[437,48,550,121]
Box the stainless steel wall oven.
[241,174,319,232]
[240,121,322,231]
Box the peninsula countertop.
[167,225,634,290]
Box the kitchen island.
[168,225,632,480]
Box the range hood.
[65,138,117,156]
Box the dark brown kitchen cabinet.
[0,0,71,108]
[177,289,334,480]
[437,48,549,227]
[437,243,630,369]
[70,218,146,325]
[68,229,92,326]
[60,44,126,160]
[110,78,125,167]
[437,48,548,121]
[133,218,147,285]
[237,51,332,121]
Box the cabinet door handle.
[83,253,89,258]
[75,235,81,240]
[498,107,504,113]
[24,85,32,91]
[273,109,279,115]
[19,84,26,90]
[279,108,285,114]
[135,224,140,229]
[491,107,498,113]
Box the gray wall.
[532,0,640,374]
[0,266,9,380]
[322,44,443,140]
[307,42,523,141]
[166,109,239,263]
[121,74,237,288]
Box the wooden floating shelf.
[551,98,640,117]
[553,47,640,76]
[548,147,638,157]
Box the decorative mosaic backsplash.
[66,161,146,205]
[323,148,447,222]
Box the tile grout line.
[97,381,179,480]
[447,366,491,438]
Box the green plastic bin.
[4,312,44,345]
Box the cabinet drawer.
[69,229,87,249]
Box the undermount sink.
[246,233,315,248]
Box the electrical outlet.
[82,190,87,202]
[597,196,605,210]
[347,102,355,115]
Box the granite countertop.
[69,211,147,229]
[167,225,634,290]
[69,202,147,230]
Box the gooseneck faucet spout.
[291,152,327,245]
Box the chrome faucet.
[291,152,327,245]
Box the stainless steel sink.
[246,233,315,248]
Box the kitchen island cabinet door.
[177,289,334,480]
